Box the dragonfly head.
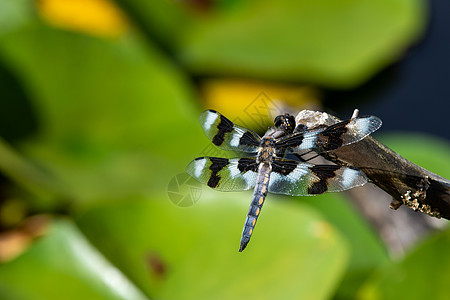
[274,113,296,134]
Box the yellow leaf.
[37,0,129,38]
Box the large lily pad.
[177,0,425,87]
[300,193,389,298]
[0,13,202,203]
[75,192,348,300]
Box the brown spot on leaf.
[146,251,167,280]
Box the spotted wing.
[200,110,262,153]
[275,116,382,153]
[186,157,259,191]
[268,158,367,196]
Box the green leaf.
[75,192,349,300]
[358,228,450,300]
[0,137,68,210]
[0,17,203,203]
[0,218,149,300]
[298,193,389,299]
[176,0,425,87]
[113,0,193,48]
[0,0,33,37]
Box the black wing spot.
[212,114,234,146]
[308,165,341,194]
[308,181,328,194]
[237,157,258,173]
[275,133,304,150]
[207,157,229,188]
[272,159,298,175]
[319,120,351,151]
[240,131,261,147]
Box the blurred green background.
[0,0,449,299]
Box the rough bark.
[326,137,450,219]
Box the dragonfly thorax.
[257,137,275,164]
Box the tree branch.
[295,110,450,220]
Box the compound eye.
[274,115,284,128]
[279,114,295,133]
[285,115,296,133]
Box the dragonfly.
[186,109,382,252]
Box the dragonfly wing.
[275,116,382,153]
[186,157,259,191]
[200,110,261,153]
[268,158,368,196]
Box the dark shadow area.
[324,0,450,140]
[0,57,38,143]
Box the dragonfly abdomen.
[239,163,272,252]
